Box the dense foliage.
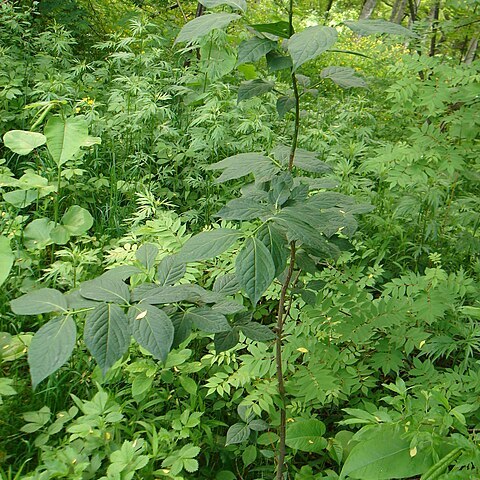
[0,0,479,479]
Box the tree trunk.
[463,34,479,64]
[324,0,334,23]
[390,0,408,24]
[429,0,441,57]
[359,0,377,19]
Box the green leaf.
[11,288,68,315]
[237,38,277,65]
[28,316,76,389]
[0,236,14,287]
[207,153,279,183]
[177,229,241,262]
[273,145,330,173]
[236,237,275,306]
[248,419,268,431]
[213,273,240,295]
[50,225,70,245]
[199,0,247,11]
[3,130,46,155]
[136,243,158,270]
[256,223,289,276]
[340,425,433,479]
[185,307,231,333]
[128,304,174,361]
[214,328,240,353]
[276,96,296,118]
[102,265,143,281]
[23,218,54,250]
[215,198,272,221]
[175,13,240,44]
[80,277,130,304]
[3,189,38,208]
[226,422,250,445]
[157,256,186,286]
[266,51,293,71]
[61,205,93,236]
[44,116,89,166]
[344,19,417,37]
[288,26,338,70]
[84,303,130,375]
[238,79,274,103]
[286,419,327,454]
[251,21,291,39]
[321,66,367,89]
[239,322,275,341]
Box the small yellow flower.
[75,107,81,113]
[297,347,308,353]
[87,99,94,105]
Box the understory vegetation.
[0,0,479,478]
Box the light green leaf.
[177,228,241,262]
[199,0,247,12]
[84,303,130,375]
[0,236,14,287]
[344,19,417,37]
[215,198,272,221]
[185,307,231,333]
[61,205,93,236]
[23,218,54,250]
[237,38,277,65]
[80,277,130,304]
[236,237,275,306]
[50,225,70,245]
[175,13,240,44]
[11,288,68,315]
[341,425,433,479]
[136,243,158,270]
[28,316,76,389]
[3,130,46,155]
[3,189,37,208]
[238,79,275,103]
[129,304,174,361]
[156,255,186,286]
[226,422,250,445]
[44,116,89,166]
[288,26,338,70]
[321,66,367,89]
[286,419,327,453]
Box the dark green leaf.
[239,322,275,341]
[11,288,68,315]
[199,0,247,11]
[134,284,222,305]
[171,312,193,348]
[84,303,130,375]
[238,79,275,103]
[321,66,367,89]
[80,277,130,304]
[236,238,275,306]
[226,422,251,445]
[177,228,241,262]
[136,243,158,270]
[248,419,269,431]
[286,419,327,453]
[256,224,289,276]
[65,290,100,309]
[288,26,338,70]
[129,304,174,361]
[276,96,296,118]
[214,328,240,353]
[156,255,186,286]
[102,265,143,281]
[268,172,293,208]
[213,273,240,295]
[215,198,273,221]
[344,19,417,37]
[237,38,277,65]
[266,51,293,71]
[28,316,76,389]
[273,145,330,173]
[185,307,231,333]
[251,21,291,39]
[175,13,240,44]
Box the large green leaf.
[256,223,289,276]
[236,237,275,306]
[61,205,93,236]
[177,228,241,262]
[84,303,130,375]
[199,0,247,12]
[344,19,416,37]
[44,116,89,166]
[237,38,277,65]
[23,218,54,250]
[340,425,433,479]
[3,189,38,208]
[185,307,231,333]
[239,321,275,341]
[286,419,327,454]
[213,273,240,295]
[128,304,174,361]
[266,51,293,71]
[11,288,68,315]
[3,130,46,155]
[215,198,273,221]
[273,145,330,174]
[156,256,186,286]
[0,236,14,287]
[136,243,159,270]
[28,315,76,389]
[214,328,240,352]
[276,96,296,118]
[226,422,250,445]
[288,26,338,70]
[175,13,240,44]
[80,277,130,304]
[238,79,275,103]
[207,153,279,183]
[251,21,291,39]
[321,66,367,89]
